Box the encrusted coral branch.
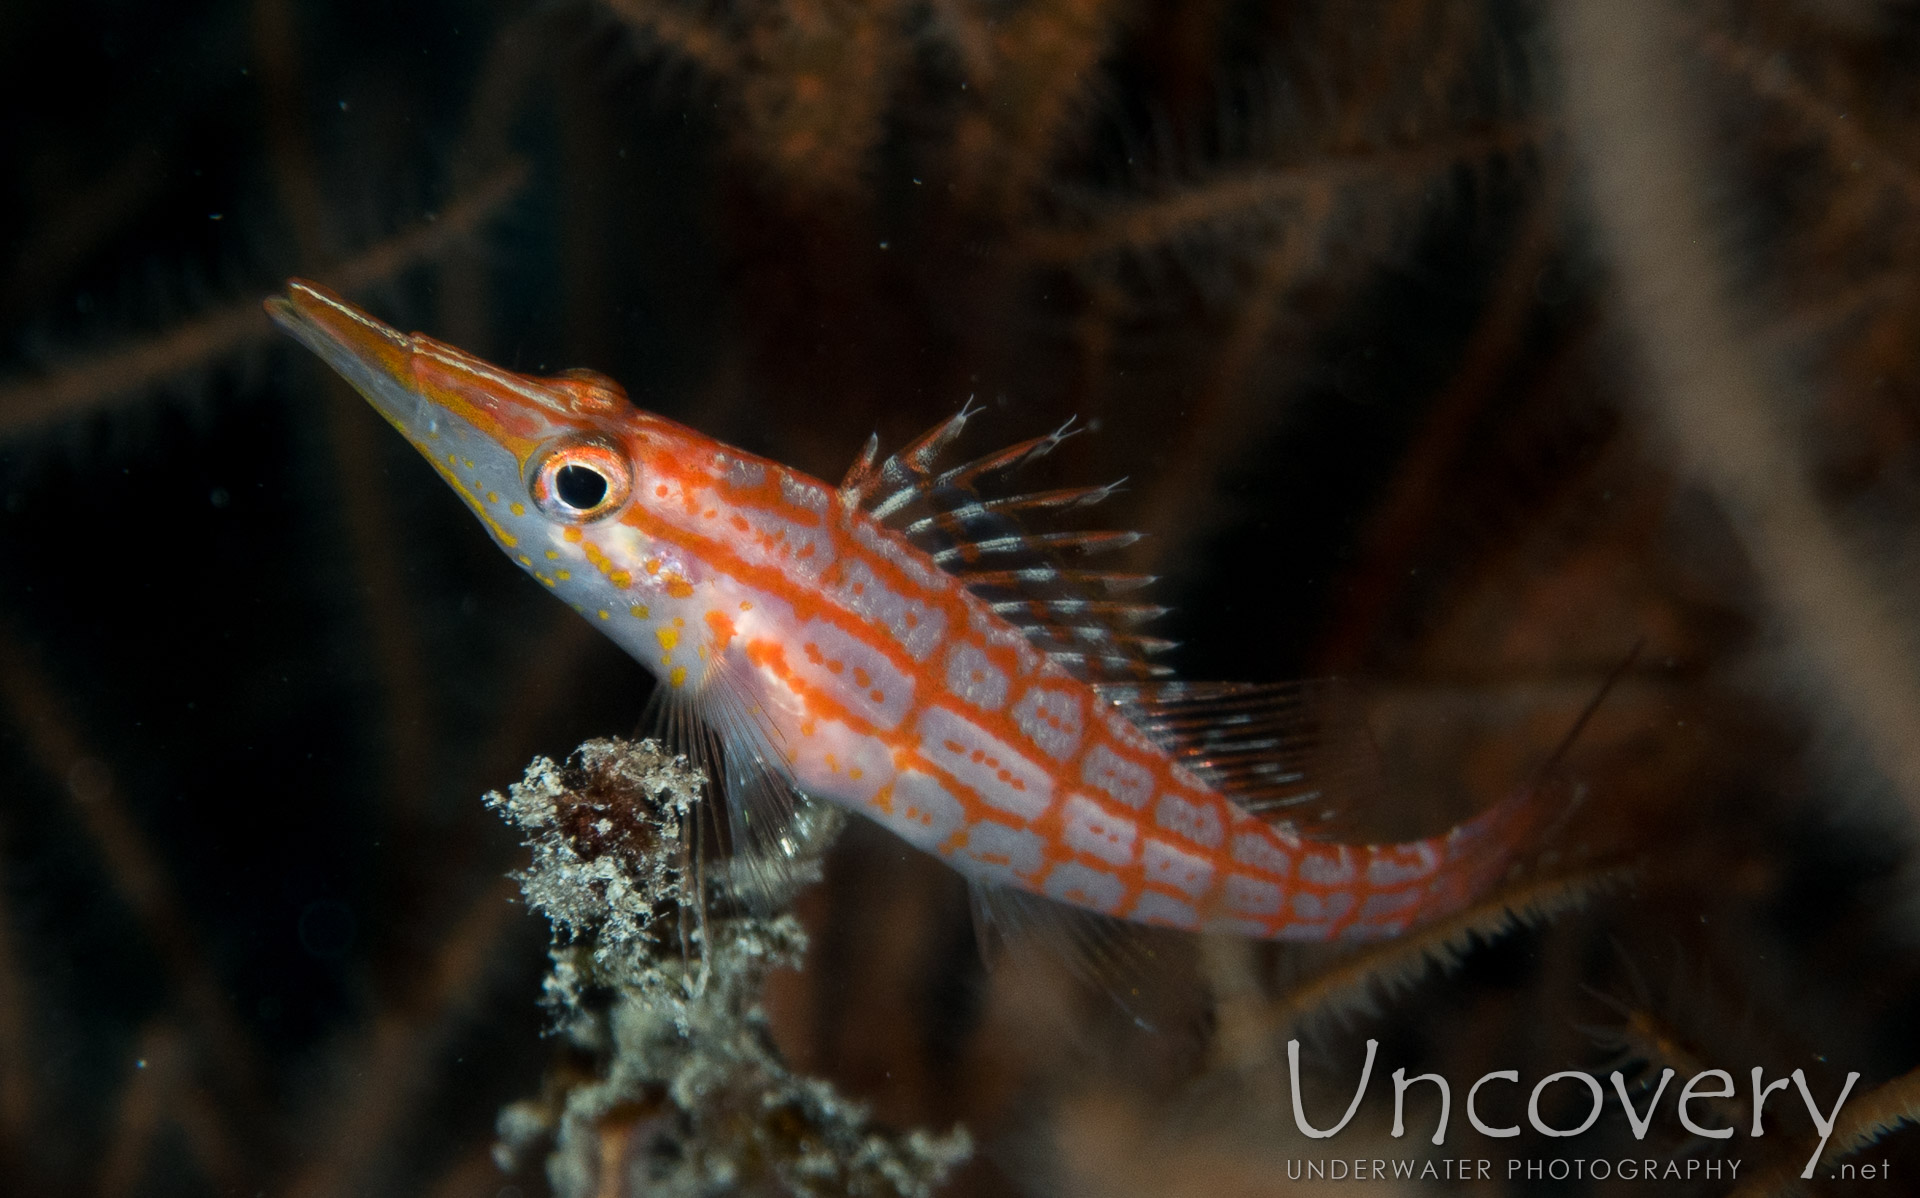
[488,738,972,1198]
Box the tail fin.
[1405,641,1643,924]
[1105,648,1636,941]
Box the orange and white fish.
[267,279,1560,943]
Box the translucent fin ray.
[645,657,838,912]
[1095,680,1391,836]
[967,878,1183,1030]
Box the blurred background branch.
[2,0,1919,1194]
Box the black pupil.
[554,463,608,510]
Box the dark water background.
[4,0,1920,1194]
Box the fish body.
[268,279,1545,941]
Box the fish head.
[266,280,721,661]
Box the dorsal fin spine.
[929,418,1077,493]
[987,599,1171,626]
[847,408,1169,683]
[930,530,1143,566]
[839,432,882,501]
[981,483,1122,513]
[899,485,1121,540]
[962,568,1158,594]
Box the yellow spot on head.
[630,604,650,619]
[670,666,687,688]
[510,502,527,516]
[557,570,571,581]
[545,550,559,560]
[597,609,610,620]
[518,555,532,566]
[486,492,499,504]
[563,528,583,543]
[644,558,661,575]
[462,458,475,470]
[740,600,752,611]
[447,453,457,466]
[656,626,680,652]
[665,575,694,599]
[610,570,632,588]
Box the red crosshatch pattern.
[268,279,1551,942]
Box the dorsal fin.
[839,400,980,511]
[1097,680,1391,837]
[1102,648,1641,844]
[844,408,1174,683]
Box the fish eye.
[554,464,607,509]
[530,436,632,522]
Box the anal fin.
[967,878,1198,1034]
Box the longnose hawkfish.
[267,279,1568,944]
